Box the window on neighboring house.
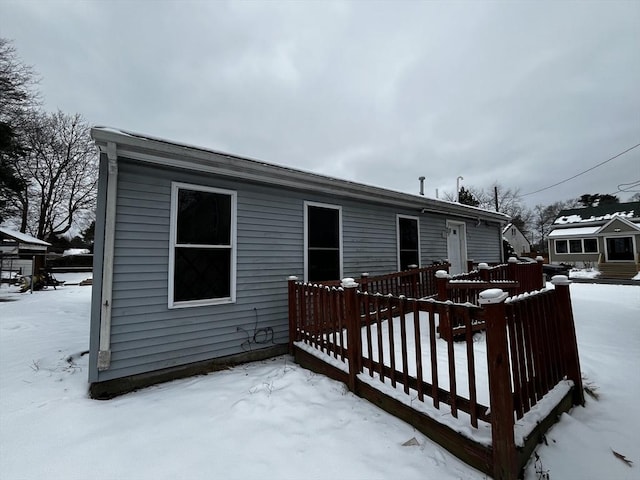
[397,215,420,270]
[584,238,598,253]
[555,239,568,254]
[305,202,342,282]
[169,183,236,307]
[569,239,583,253]
[606,237,634,261]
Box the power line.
[609,179,640,195]
[521,142,640,197]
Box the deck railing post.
[507,256,518,284]
[409,264,418,298]
[479,288,518,480]
[436,270,449,302]
[287,276,299,354]
[551,275,585,406]
[478,262,490,282]
[536,256,545,289]
[342,277,360,393]
[360,272,369,293]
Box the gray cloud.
[3,0,639,208]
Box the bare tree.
[530,199,580,251]
[0,38,40,224]
[15,111,98,240]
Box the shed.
[0,227,51,279]
[88,127,509,397]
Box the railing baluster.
[399,297,410,394]
[414,300,424,402]
[387,295,397,388]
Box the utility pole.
[494,185,499,211]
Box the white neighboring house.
[503,223,531,255]
[0,227,51,278]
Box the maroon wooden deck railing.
[358,263,447,298]
[453,257,544,294]
[288,273,583,480]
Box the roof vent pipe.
[419,176,425,196]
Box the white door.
[447,221,467,275]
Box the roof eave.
[91,127,510,223]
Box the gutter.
[97,141,118,370]
[91,127,510,224]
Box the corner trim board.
[98,142,118,371]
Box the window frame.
[304,201,343,283]
[396,214,421,271]
[604,235,635,262]
[583,238,599,253]
[569,239,583,253]
[168,182,237,308]
[555,237,600,255]
[554,239,568,254]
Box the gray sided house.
[548,201,640,279]
[88,128,508,397]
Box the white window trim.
[604,235,636,263]
[303,201,343,283]
[168,182,237,308]
[583,238,599,254]
[554,237,600,255]
[554,239,569,255]
[396,214,421,271]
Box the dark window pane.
[400,250,419,271]
[174,248,231,301]
[569,239,582,253]
[555,240,568,254]
[606,237,633,261]
[308,249,340,282]
[177,189,231,245]
[308,206,339,248]
[584,238,598,253]
[399,218,418,250]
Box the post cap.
[287,276,299,281]
[551,275,571,286]
[361,272,369,277]
[408,264,418,269]
[535,256,544,262]
[341,277,358,288]
[478,262,489,270]
[478,288,509,305]
[508,256,518,263]
[435,270,450,279]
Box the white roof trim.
[0,227,51,246]
[596,215,640,234]
[548,226,600,238]
[91,127,510,224]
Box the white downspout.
[97,141,118,370]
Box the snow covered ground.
[0,276,638,479]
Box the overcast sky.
[2,0,639,208]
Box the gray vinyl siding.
[91,158,503,382]
[97,160,305,381]
[465,219,503,264]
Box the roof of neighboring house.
[91,127,510,224]
[0,227,51,247]
[553,201,640,226]
[548,226,601,238]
